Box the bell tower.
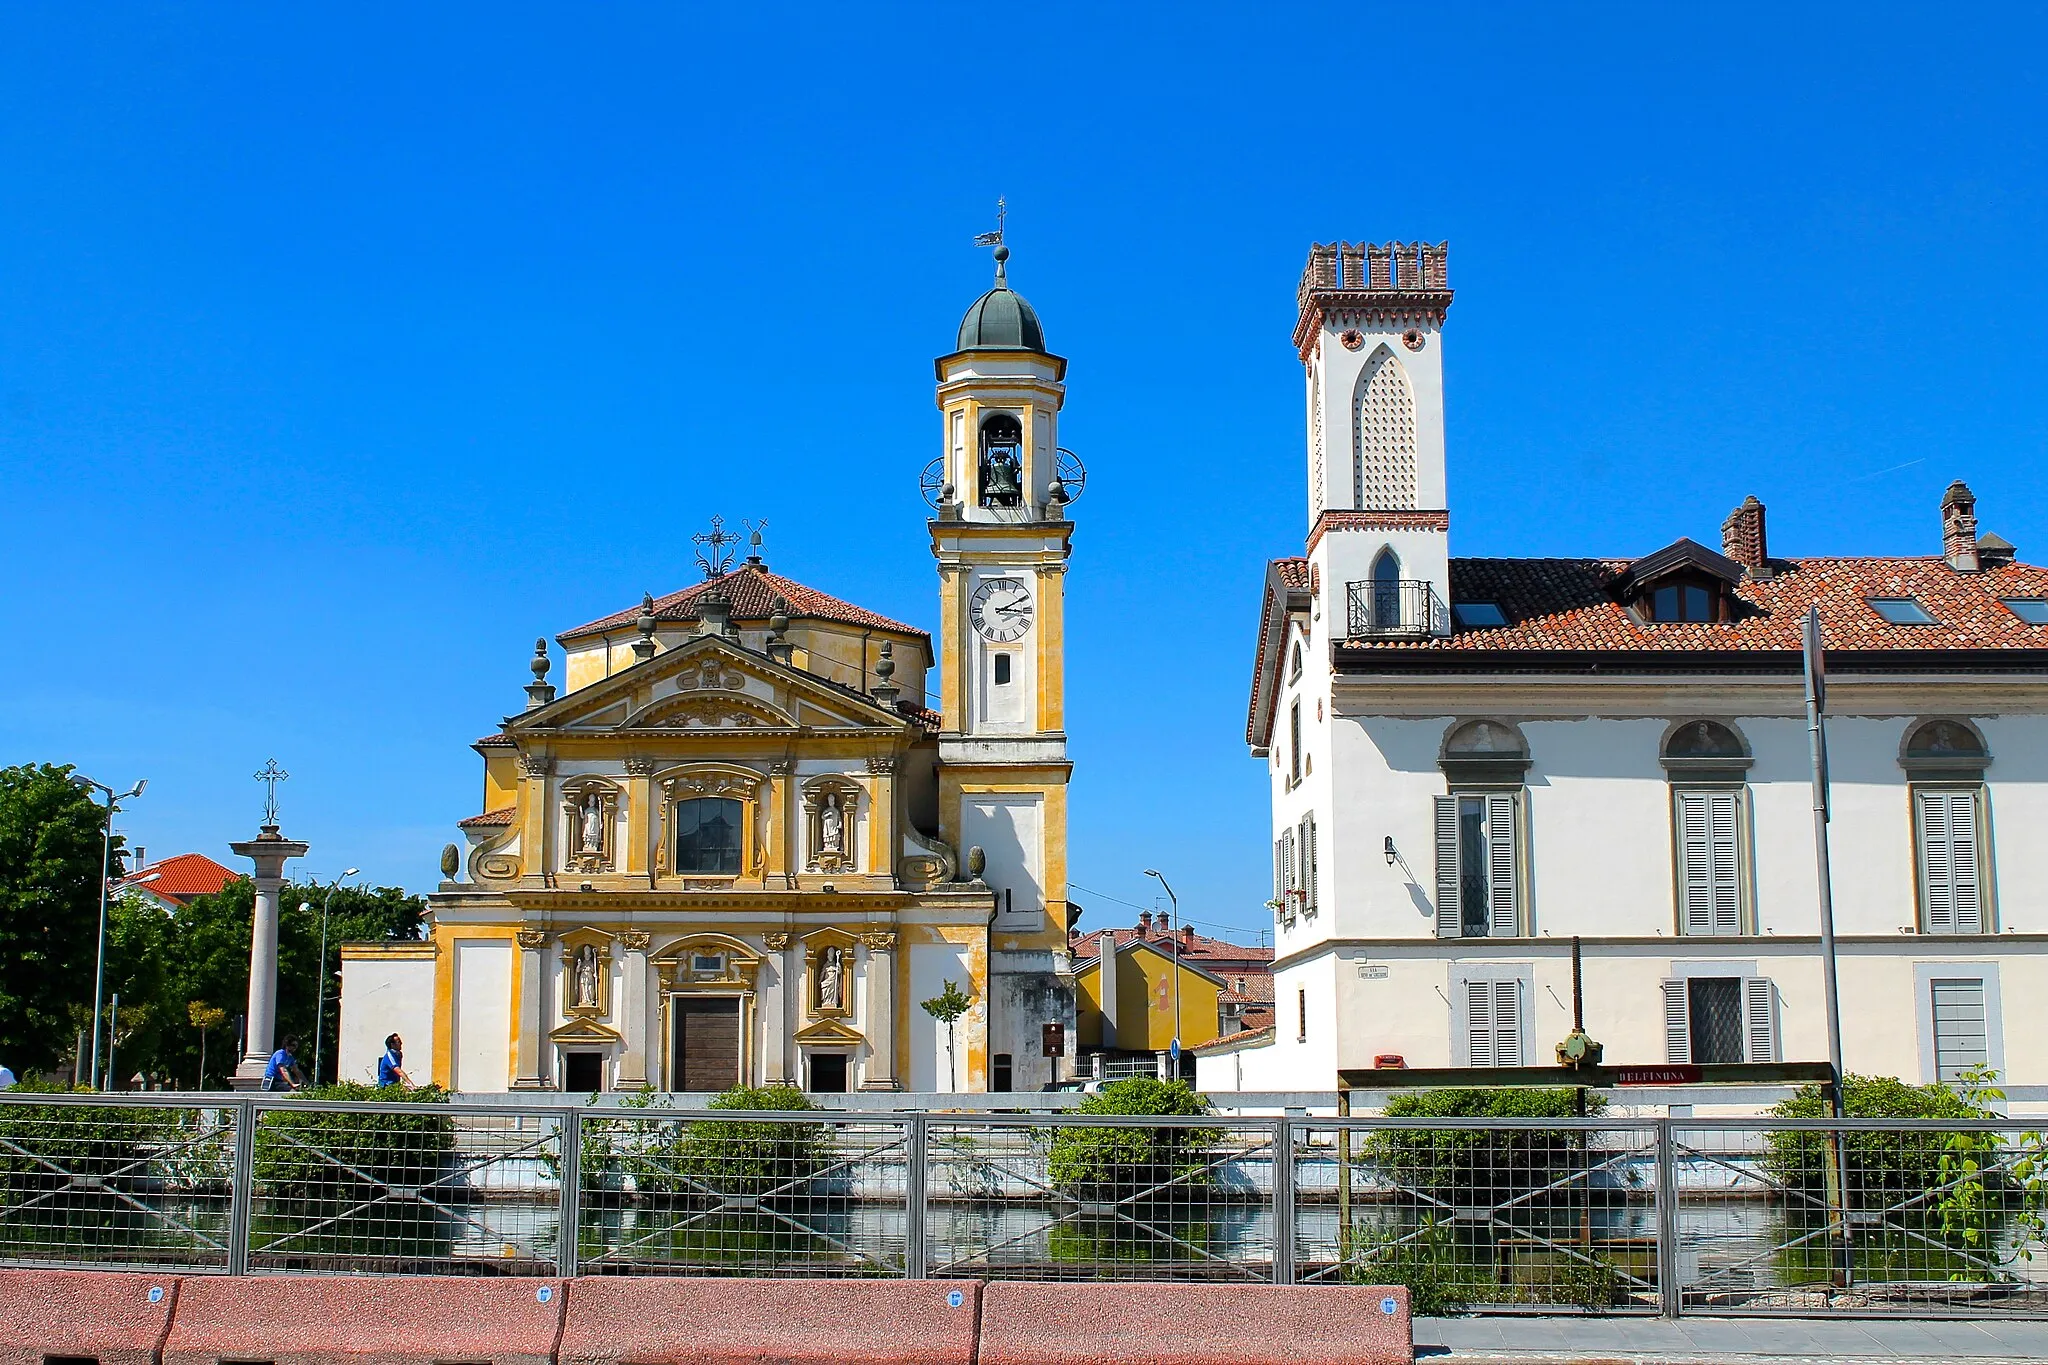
[928,239,1077,1091]
[1297,242,1454,638]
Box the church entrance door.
[671,996,741,1092]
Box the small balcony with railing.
[1345,578,1446,640]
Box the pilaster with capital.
[617,929,652,1086]
[512,928,551,1088]
[765,760,793,879]
[859,930,900,1091]
[863,755,900,885]
[624,758,657,879]
[762,930,793,1083]
[518,753,554,887]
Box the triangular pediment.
[507,635,905,736]
[549,1017,623,1044]
[793,1017,866,1045]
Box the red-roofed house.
[118,852,241,910]
[1208,240,2048,1100]
[1070,915,1273,1076]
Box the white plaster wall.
[906,939,977,1091]
[1310,321,1447,513]
[1312,528,1452,645]
[337,957,437,1086]
[451,939,512,1093]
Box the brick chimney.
[1138,910,1153,934]
[1943,481,1980,571]
[1181,924,1195,947]
[1720,496,1768,574]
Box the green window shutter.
[1435,796,1460,939]
[1663,979,1691,1064]
[1742,976,1778,1063]
[1486,793,1518,937]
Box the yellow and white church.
[339,246,1081,1093]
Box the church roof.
[560,563,928,645]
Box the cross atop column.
[253,759,289,830]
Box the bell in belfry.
[981,444,1021,506]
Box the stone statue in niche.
[580,790,606,855]
[818,947,843,1011]
[573,943,602,1010]
[820,791,845,856]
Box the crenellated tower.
[1296,242,1454,638]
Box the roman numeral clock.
[969,578,1034,643]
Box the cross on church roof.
[692,515,741,578]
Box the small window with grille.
[1662,975,1777,1064]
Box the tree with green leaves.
[919,979,971,1091]
[0,763,124,1073]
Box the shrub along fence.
[0,1087,2045,1318]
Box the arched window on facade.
[1660,720,1753,937]
[1434,720,1531,941]
[1370,547,1402,630]
[674,797,743,875]
[1901,719,1992,936]
[979,414,1024,508]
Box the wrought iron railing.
[2,1094,2045,1317]
[1345,579,1443,639]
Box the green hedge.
[1762,1074,1978,1203]
[0,1079,176,1187]
[1364,1087,1605,1199]
[251,1082,454,1199]
[1046,1078,1222,1202]
[583,1084,833,1200]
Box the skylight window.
[2002,597,2048,625]
[1867,597,1938,626]
[1452,602,1508,628]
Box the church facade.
[339,248,1080,1093]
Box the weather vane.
[253,759,289,828]
[743,518,768,566]
[692,515,741,578]
[973,197,1006,249]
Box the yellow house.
[339,245,1087,1094]
[1072,919,1276,1075]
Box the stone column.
[228,826,309,1089]
[859,930,900,1091]
[512,928,550,1088]
[761,932,791,1083]
[617,930,651,1087]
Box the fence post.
[1655,1118,1680,1318]
[904,1113,928,1279]
[556,1107,583,1279]
[1271,1116,1296,1285]
[227,1097,257,1275]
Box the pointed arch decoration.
[1354,345,1418,511]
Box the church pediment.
[793,1017,865,1046]
[508,635,903,736]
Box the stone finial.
[697,587,736,638]
[632,592,659,663]
[765,597,794,665]
[1720,495,1769,574]
[966,845,987,882]
[525,638,557,709]
[1943,480,1980,572]
[871,640,900,706]
[439,843,460,879]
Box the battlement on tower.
[1294,241,1452,357]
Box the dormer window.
[1647,581,1722,622]
[1869,597,1938,626]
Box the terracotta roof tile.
[1348,555,2048,654]
[1273,557,1310,590]
[120,853,239,904]
[1191,1023,1275,1055]
[474,734,515,748]
[561,563,927,643]
[1071,926,1274,966]
[458,808,517,829]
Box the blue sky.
[3,6,2043,942]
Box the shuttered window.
[1298,814,1318,914]
[1464,979,1522,1067]
[1674,789,1744,936]
[1930,978,1989,1080]
[1916,789,1986,934]
[1434,792,1520,938]
[1661,976,1777,1064]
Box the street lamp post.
[1143,869,1182,1079]
[312,869,360,1086]
[70,774,146,1091]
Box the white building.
[1204,241,2048,1097]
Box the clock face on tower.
[969,578,1033,643]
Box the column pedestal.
[228,827,309,1090]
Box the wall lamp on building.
[1383,836,1398,866]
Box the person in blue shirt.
[376,1034,411,1088]
[262,1037,304,1091]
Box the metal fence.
[2,1093,2045,1317]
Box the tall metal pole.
[72,775,145,1092]
[1803,607,1848,1105]
[310,869,358,1088]
[1145,870,1181,1077]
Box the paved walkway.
[1414,1314,2048,1363]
